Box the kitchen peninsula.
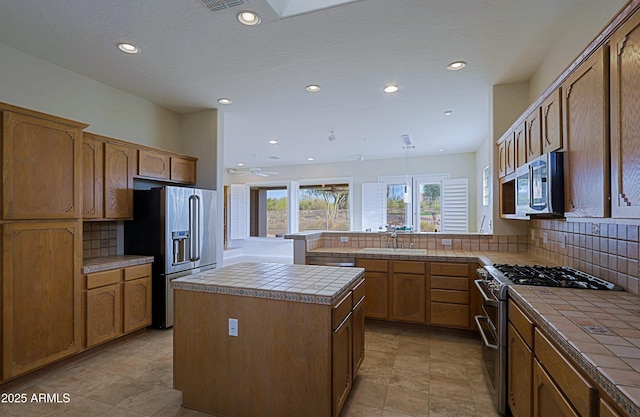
[172,262,365,417]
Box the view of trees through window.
[386,181,441,232]
[299,184,349,231]
[419,183,441,232]
[265,189,287,237]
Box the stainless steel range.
[474,264,621,415]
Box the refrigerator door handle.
[189,194,201,262]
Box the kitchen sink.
[358,248,427,255]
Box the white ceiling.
[0,0,622,170]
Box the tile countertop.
[307,247,555,266]
[510,285,640,417]
[82,255,154,274]
[172,262,365,306]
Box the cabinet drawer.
[357,258,388,272]
[430,289,468,304]
[86,269,121,289]
[332,291,353,330]
[124,264,151,281]
[430,276,468,291]
[430,262,468,277]
[509,299,534,348]
[352,278,365,304]
[535,329,596,417]
[393,260,425,274]
[430,303,469,328]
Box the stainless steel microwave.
[515,151,564,217]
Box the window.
[482,165,490,206]
[417,182,441,232]
[299,183,349,231]
[249,186,287,237]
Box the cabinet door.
[391,273,425,323]
[104,142,134,219]
[123,276,152,333]
[515,122,526,168]
[533,361,580,417]
[170,156,197,184]
[506,133,516,175]
[332,313,352,417]
[82,135,104,219]
[2,221,82,379]
[600,398,624,417]
[363,271,389,319]
[498,141,507,178]
[138,149,170,180]
[2,111,82,219]
[562,46,609,218]
[508,323,533,417]
[352,297,365,376]
[86,283,122,347]
[541,88,563,154]
[430,303,469,328]
[526,108,542,162]
[610,12,640,218]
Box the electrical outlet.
[592,223,600,235]
[560,235,566,249]
[340,236,349,243]
[543,232,549,244]
[228,318,238,337]
[100,239,109,247]
[441,239,452,246]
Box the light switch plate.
[228,318,238,337]
[441,239,452,246]
[340,236,349,243]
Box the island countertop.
[171,262,365,305]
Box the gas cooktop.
[492,264,622,291]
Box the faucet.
[390,230,398,249]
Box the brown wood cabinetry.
[515,121,526,168]
[1,106,86,220]
[541,88,563,154]
[525,108,542,162]
[391,261,426,323]
[357,258,389,319]
[533,360,580,417]
[136,148,197,184]
[508,300,534,417]
[82,134,104,219]
[104,141,135,219]
[562,46,610,218]
[498,132,516,178]
[429,262,471,329]
[332,291,353,417]
[600,398,624,417]
[84,263,152,348]
[351,279,366,375]
[610,11,640,218]
[2,221,82,380]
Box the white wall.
[0,43,183,151]
[225,152,477,233]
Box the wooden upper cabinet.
[82,134,104,219]
[104,141,135,219]
[525,108,542,162]
[170,155,197,184]
[562,46,610,218]
[2,108,87,219]
[610,11,640,218]
[515,121,526,168]
[138,148,170,181]
[541,88,563,154]
[498,131,516,178]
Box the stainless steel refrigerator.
[125,186,217,328]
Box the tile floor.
[0,321,499,417]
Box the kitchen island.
[172,262,365,417]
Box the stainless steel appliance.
[125,186,217,328]
[514,151,564,217]
[474,264,621,415]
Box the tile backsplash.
[530,219,639,295]
[83,221,118,258]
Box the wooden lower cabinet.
[84,263,152,348]
[533,360,580,417]
[508,323,533,417]
[391,260,426,323]
[429,262,471,329]
[357,259,389,319]
[352,280,366,375]
[332,311,352,417]
[600,398,624,417]
[2,221,82,380]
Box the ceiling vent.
[200,0,246,13]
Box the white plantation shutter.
[441,178,468,233]
[230,184,248,239]
[288,181,300,233]
[361,182,387,231]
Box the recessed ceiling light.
[237,11,261,26]
[268,139,278,144]
[439,148,444,152]
[444,110,453,116]
[307,157,314,161]
[447,61,467,71]
[383,85,399,93]
[237,162,244,167]
[217,98,232,105]
[305,85,321,92]
[117,43,139,54]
